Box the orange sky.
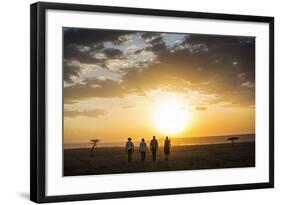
[64,89,255,144]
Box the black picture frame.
[30,2,274,203]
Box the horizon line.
[64,132,255,145]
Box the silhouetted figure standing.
[125,138,134,163]
[164,136,171,160]
[139,138,147,162]
[150,136,158,161]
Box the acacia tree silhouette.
[227,137,239,147]
[90,139,100,157]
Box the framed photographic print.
[30,2,274,203]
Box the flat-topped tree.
[90,139,100,157]
[227,137,239,147]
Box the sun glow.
[153,99,190,134]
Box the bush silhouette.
[227,137,239,146]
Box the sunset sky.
[63,28,255,144]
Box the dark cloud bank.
[63,28,255,108]
[64,109,107,118]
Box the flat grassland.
[64,142,255,176]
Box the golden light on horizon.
[153,99,190,134]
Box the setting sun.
[153,100,190,134]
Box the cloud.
[64,109,108,118]
[63,28,255,108]
[103,48,123,58]
[63,60,82,84]
[63,30,158,84]
[122,105,134,109]
[64,78,133,104]
[63,28,134,83]
[196,106,207,111]
[64,28,133,47]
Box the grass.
[64,141,255,176]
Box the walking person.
[164,136,171,160]
[150,136,158,161]
[125,138,134,163]
[139,138,147,162]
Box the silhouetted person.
[125,138,134,163]
[150,136,158,161]
[139,138,147,162]
[164,136,171,160]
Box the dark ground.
[64,142,255,176]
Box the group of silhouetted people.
[125,136,171,163]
